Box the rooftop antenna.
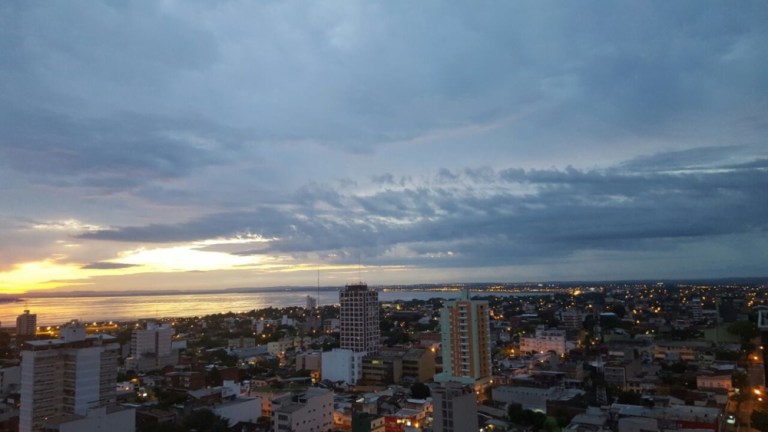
[317,269,320,309]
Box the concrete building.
[610,403,722,432]
[492,386,585,413]
[690,297,703,322]
[322,348,366,385]
[520,326,567,355]
[227,337,256,349]
[19,322,121,432]
[432,382,478,432]
[653,340,713,362]
[16,310,36,337]
[127,321,175,371]
[696,370,733,391]
[560,309,584,331]
[604,360,642,391]
[759,310,768,389]
[401,347,436,383]
[352,411,385,432]
[0,366,20,396]
[361,352,403,387]
[296,351,322,371]
[212,396,263,427]
[340,283,380,354]
[436,288,491,385]
[39,405,135,432]
[272,387,333,432]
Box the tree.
[543,416,559,432]
[410,382,431,399]
[508,404,546,430]
[208,366,223,387]
[752,410,768,432]
[727,320,759,343]
[137,421,186,432]
[616,391,642,405]
[182,409,229,432]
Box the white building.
[267,338,294,357]
[272,387,333,432]
[128,321,175,371]
[340,283,380,354]
[520,326,567,355]
[322,348,366,385]
[20,322,122,432]
[696,371,733,391]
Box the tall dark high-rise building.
[16,310,37,337]
[340,283,380,355]
[759,310,768,389]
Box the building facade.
[127,321,175,371]
[520,326,567,355]
[559,309,583,330]
[438,288,491,382]
[130,321,173,358]
[321,348,366,385]
[272,388,333,432]
[432,382,478,432]
[19,322,120,432]
[340,283,380,355]
[16,310,37,337]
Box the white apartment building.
[127,321,175,371]
[321,348,366,385]
[131,321,173,357]
[19,322,124,432]
[520,326,567,355]
[272,387,333,432]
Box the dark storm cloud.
[0,108,240,189]
[78,149,768,270]
[2,1,766,162]
[2,1,767,283]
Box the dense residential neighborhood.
[1,281,766,432]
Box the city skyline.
[1,2,767,294]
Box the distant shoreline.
[12,276,768,300]
[0,297,22,304]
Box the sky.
[1,1,767,294]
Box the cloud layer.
[0,1,766,291]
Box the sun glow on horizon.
[0,260,89,294]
